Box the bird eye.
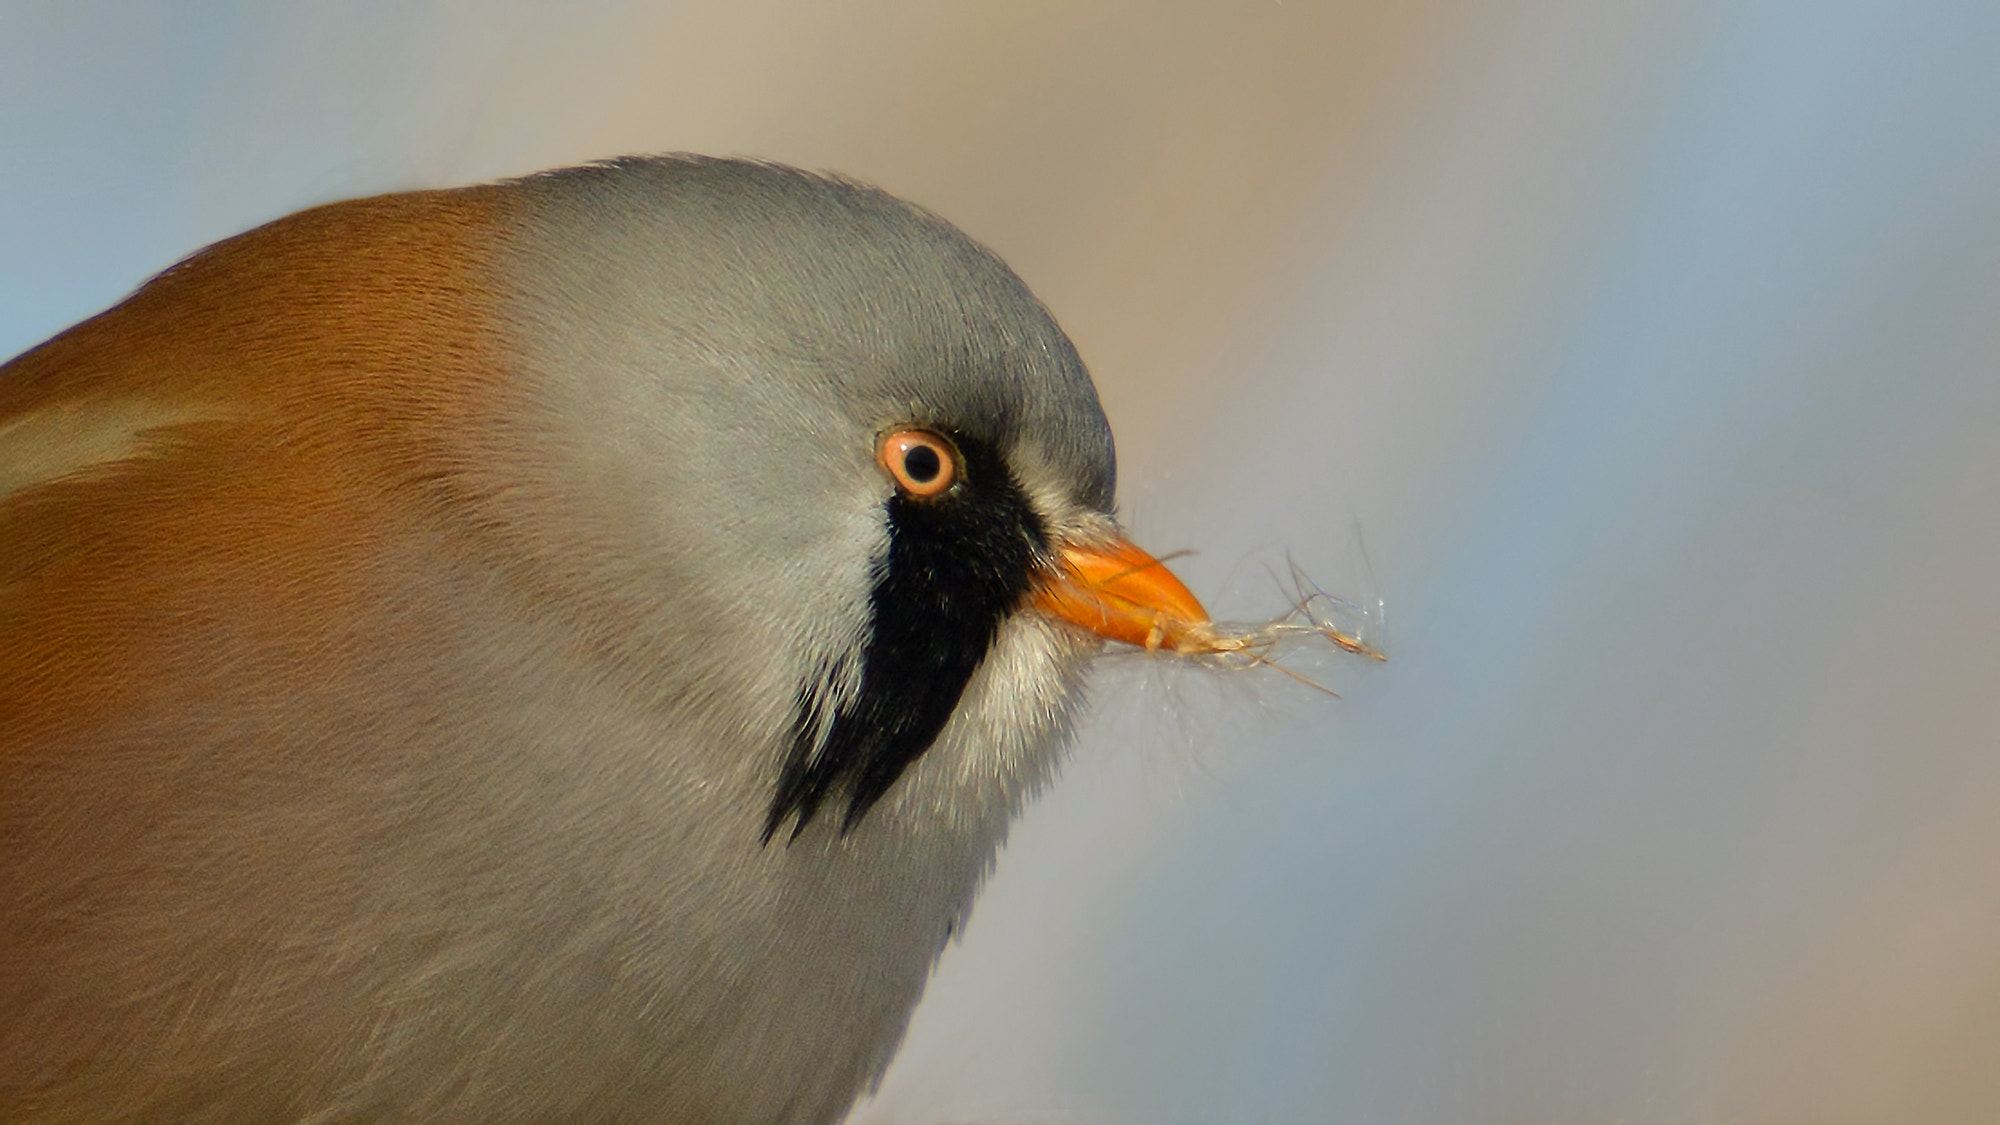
[878,430,958,497]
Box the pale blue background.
[6,3,1998,1120]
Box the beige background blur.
[6,2,1999,1121]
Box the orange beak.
[1032,535,1211,653]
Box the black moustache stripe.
[765,432,1045,841]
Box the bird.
[0,156,1213,1122]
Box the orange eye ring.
[878,429,959,498]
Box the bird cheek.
[1030,535,1211,653]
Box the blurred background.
[6,1,1998,1120]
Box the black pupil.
[902,444,942,483]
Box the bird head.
[0,154,1221,1122]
